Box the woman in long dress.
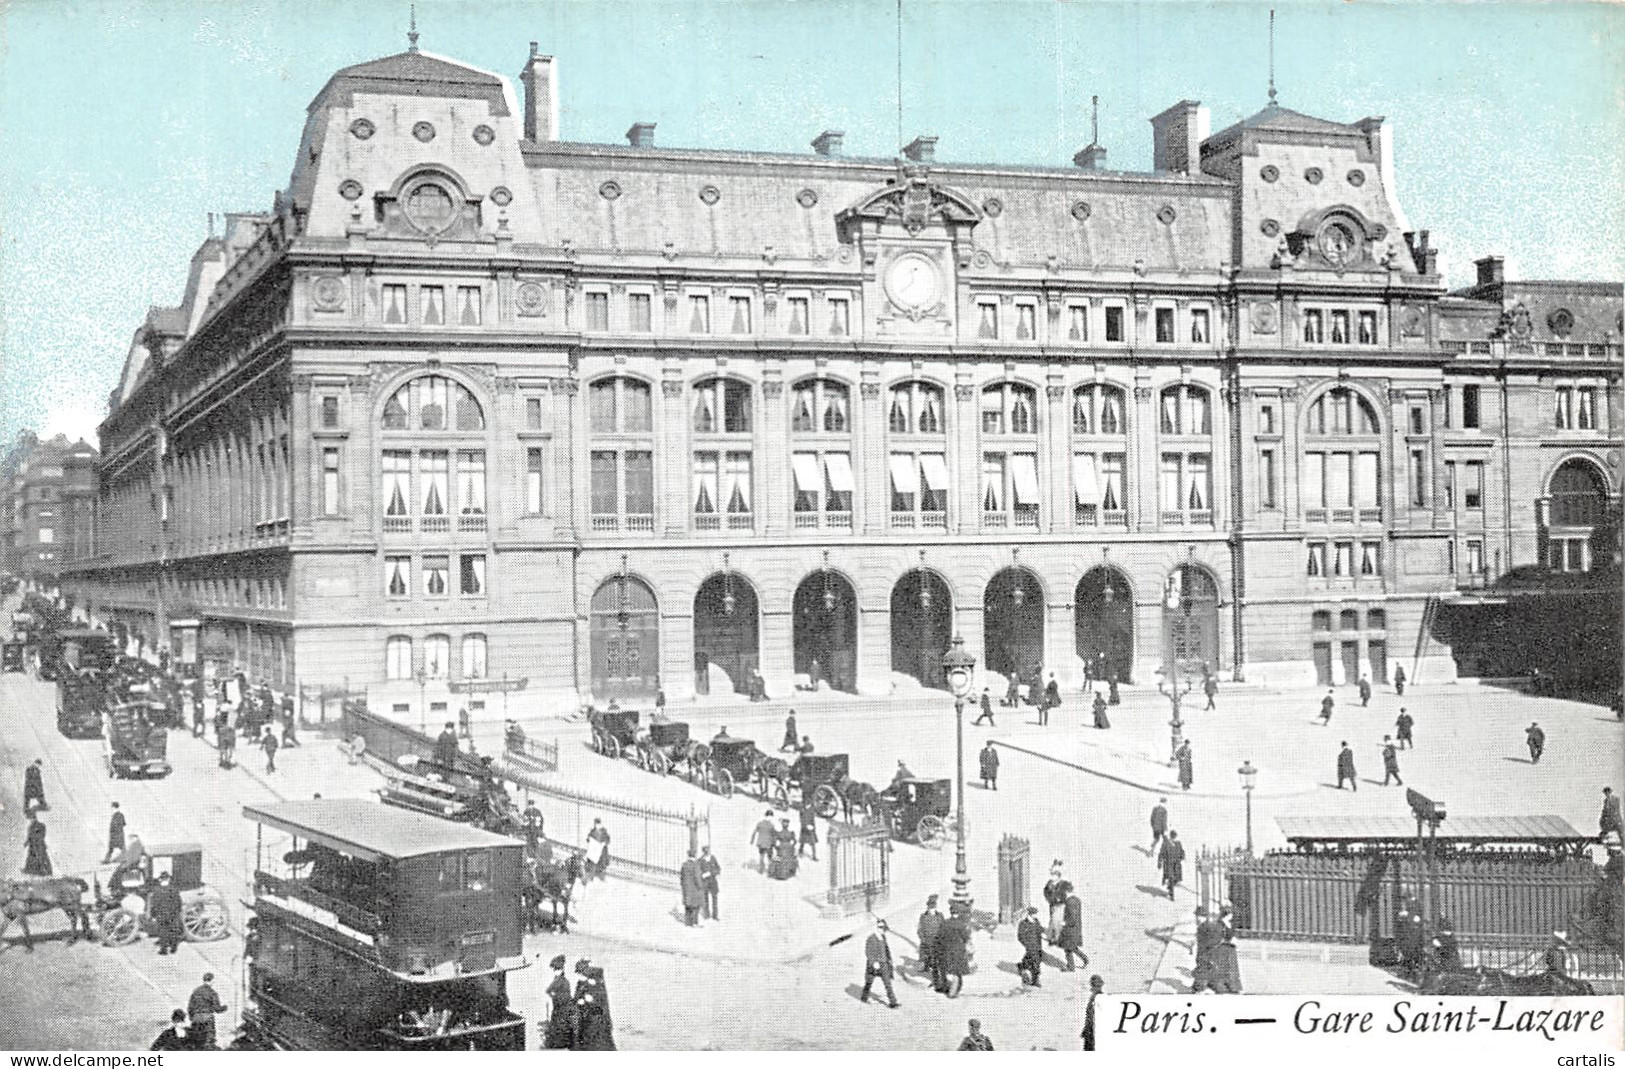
[768,821,799,880]
[582,820,609,884]
[22,816,52,876]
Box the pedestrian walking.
[1043,862,1067,944]
[103,801,126,864]
[1157,831,1185,899]
[1212,928,1243,993]
[434,721,459,767]
[1107,672,1121,706]
[572,960,616,1050]
[1176,740,1194,791]
[1002,672,1020,708]
[1150,797,1169,851]
[918,895,945,990]
[1203,673,1218,711]
[22,814,52,876]
[1092,690,1111,729]
[798,800,819,860]
[1526,721,1546,764]
[1395,708,1414,749]
[543,955,574,1049]
[1318,690,1335,725]
[149,871,184,955]
[22,758,46,812]
[699,845,720,920]
[1044,673,1061,714]
[584,818,611,881]
[1191,906,1221,992]
[1082,975,1105,1050]
[769,818,798,880]
[187,973,227,1049]
[936,911,970,996]
[751,810,777,873]
[1393,663,1406,696]
[1058,883,1086,970]
[1381,736,1403,786]
[972,687,995,726]
[1601,787,1624,839]
[1357,675,1372,707]
[654,686,667,714]
[979,740,999,790]
[280,697,300,748]
[1016,904,1043,986]
[149,1010,191,1051]
[261,727,279,773]
[191,687,205,738]
[678,850,705,926]
[860,919,900,1007]
[1336,741,1358,791]
[958,1019,994,1050]
[780,710,798,752]
[218,721,236,769]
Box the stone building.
[3,432,98,583]
[62,43,1623,718]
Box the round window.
[404,182,457,234]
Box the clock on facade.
[884,253,941,314]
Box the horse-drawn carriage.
[104,700,172,779]
[635,718,694,776]
[705,736,762,798]
[93,842,232,946]
[876,777,954,846]
[587,707,640,759]
[56,670,106,738]
[377,752,522,836]
[2,638,24,673]
[756,753,856,817]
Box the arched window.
[461,633,488,679]
[692,378,752,434]
[1159,385,1211,436]
[424,634,451,679]
[1547,459,1610,572]
[377,375,487,534]
[1158,386,1214,527]
[887,382,948,529]
[982,383,1038,436]
[982,384,1040,527]
[381,375,485,432]
[1303,387,1382,525]
[588,377,655,531]
[691,378,754,531]
[791,380,854,528]
[888,381,944,435]
[1073,385,1128,528]
[385,635,413,680]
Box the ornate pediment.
[1280,204,1390,273]
[372,167,488,245]
[836,160,981,241]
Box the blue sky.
[2,0,1621,446]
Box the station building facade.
[63,45,1623,717]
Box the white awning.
[889,454,920,496]
[1010,454,1041,504]
[824,453,855,493]
[918,453,950,491]
[1073,454,1101,506]
[791,453,821,493]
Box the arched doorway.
[1546,459,1612,573]
[984,567,1045,683]
[890,569,953,689]
[589,575,659,701]
[693,573,759,696]
[1162,564,1220,675]
[1075,567,1133,683]
[794,570,858,692]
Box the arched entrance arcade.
[1075,566,1133,683]
[693,573,759,696]
[890,569,953,690]
[793,569,858,692]
[983,567,1045,684]
[589,575,659,702]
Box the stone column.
[954,379,979,533]
[760,377,789,536]
[557,379,582,537]
[856,604,892,695]
[290,375,313,535]
[1045,379,1069,532]
[1132,382,1158,530]
[660,375,688,537]
[347,374,375,539]
[859,374,888,536]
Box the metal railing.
[828,819,891,910]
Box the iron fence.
[828,819,891,912]
[997,834,1033,924]
[503,732,560,774]
[298,681,367,727]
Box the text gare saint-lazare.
[1113,1001,1612,1043]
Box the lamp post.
[1158,572,1194,764]
[940,634,977,921]
[1237,760,1257,855]
[413,667,428,733]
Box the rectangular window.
[320,396,340,429]
[1104,305,1125,342]
[1259,448,1277,509]
[723,452,753,515]
[1409,406,1426,436]
[1462,384,1481,429]
[1155,307,1175,343]
[1305,452,1328,509]
[1360,541,1381,576]
[459,555,486,596]
[1357,310,1378,345]
[1307,542,1326,577]
[1190,308,1210,344]
[321,448,340,515]
[1330,310,1351,345]
[1333,541,1353,577]
[419,451,448,515]
[625,450,654,515]
[36,527,54,544]
[828,296,850,336]
[423,555,450,597]
[1443,461,1456,508]
[1463,460,1484,510]
[689,295,711,334]
[420,286,445,326]
[1577,388,1597,430]
[1015,303,1037,341]
[792,453,821,513]
[386,637,413,679]
[585,292,610,331]
[977,301,999,340]
[1466,539,1484,575]
[526,397,544,430]
[981,454,1007,512]
[1160,454,1182,511]
[692,452,719,515]
[1355,452,1379,509]
[382,451,411,516]
[1068,305,1089,342]
[787,297,809,335]
[1410,449,1427,506]
[729,295,752,334]
[456,451,485,515]
[382,284,408,324]
[1259,403,1276,435]
[462,635,488,679]
[628,292,652,332]
[1303,310,1324,343]
[590,450,618,515]
[1555,388,1573,429]
[457,286,482,326]
[525,448,544,515]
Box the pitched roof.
[308,50,510,115]
[1209,103,1360,143]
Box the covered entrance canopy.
[1277,814,1590,858]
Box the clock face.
[885,255,941,311]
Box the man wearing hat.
[1190,906,1221,992]
[699,844,721,920]
[572,959,615,1049]
[434,720,459,768]
[543,955,574,1048]
[861,918,899,1007]
[957,1019,994,1050]
[1381,736,1403,786]
[1526,721,1546,764]
[979,740,999,790]
[149,1010,190,1052]
[918,895,945,989]
[679,849,705,926]
[1016,904,1044,987]
[187,973,227,1049]
[1600,787,1623,839]
[1336,741,1358,791]
[751,810,777,874]
[1082,975,1105,1050]
[1431,917,1461,973]
[149,871,185,955]
[1212,918,1243,994]
[1543,930,1570,978]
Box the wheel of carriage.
[716,769,735,798]
[916,815,947,847]
[812,784,841,820]
[183,895,231,942]
[99,907,140,947]
[605,736,621,760]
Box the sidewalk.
[1145,915,1402,995]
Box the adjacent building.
[61,43,1623,719]
[3,432,98,583]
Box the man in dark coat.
[1336,742,1358,791]
[1357,675,1372,707]
[979,741,999,790]
[149,871,185,955]
[1212,929,1243,993]
[860,919,899,1007]
[1526,721,1546,764]
[1431,918,1461,973]
[150,1010,190,1051]
[957,1019,994,1051]
[1600,787,1623,839]
[751,810,777,874]
[1058,884,1086,971]
[1092,691,1111,729]
[780,711,798,752]
[1393,663,1406,695]
[1043,674,1061,716]
[1381,737,1402,786]
[798,800,820,860]
[1190,907,1221,992]
[973,687,995,726]
[103,801,126,864]
[678,851,705,926]
[434,721,459,767]
[261,727,279,773]
[1083,975,1105,1050]
[1016,905,1043,986]
[22,758,46,812]
[918,895,945,990]
[22,814,52,876]
[936,912,970,996]
[572,961,616,1049]
[187,972,227,1049]
[1150,798,1169,851]
[543,955,574,1048]
[1203,673,1218,711]
[1395,708,1414,749]
[1107,672,1121,705]
[1157,831,1185,899]
[699,845,721,920]
[1176,740,1194,791]
[1318,690,1335,725]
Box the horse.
[837,779,880,824]
[0,877,91,951]
[752,754,791,803]
[1422,966,1596,997]
[522,850,584,935]
[682,742,711,785]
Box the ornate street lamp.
[1238,759,1258,856]
[413,667,429,733]
[940,635,978,926]
[918,550,931,610]
[1158,570,1195,765]
[722,552,736,617]
[821,551,836,612]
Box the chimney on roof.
[1149,100,1209,176]
[625,122,657,149]
[812,130,845,158]
[1074,95,1109,170]
[520,42,559,142]
[902,135,937,162]
[1404,230,1438,276]
[1475,255,1505,287]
